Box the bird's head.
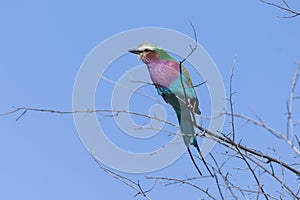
[129,43,174,63]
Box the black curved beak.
[128,49,142,54]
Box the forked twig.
[287,64,300,142]
[2,106,300,178]
[91,153,153,200]
[146,176,217,200]
[260,0,300,18]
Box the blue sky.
[1,1,300,199]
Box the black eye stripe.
[143,49,153,52]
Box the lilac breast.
[147,60,179,88]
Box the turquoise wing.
[168,65,201,115]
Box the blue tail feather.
[177,102,197,146]
[161,93,213,176]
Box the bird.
[129,42,213,177]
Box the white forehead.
[137,44,154,51]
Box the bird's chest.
[147,62,179,88]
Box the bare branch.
[244,153,299,198]
[180,19,198,64]
[287,64,300,142]
[235,147,269,200]
[191,80,207,88]
[0,107,179,127]
[2,106,300,178]
[209,154,227,200]
[101,75,163,104]
[195,124,300,176]
[146,176,217,200]
[260,0,300,18]
[91,153,153,200]
[229,56,237,142]
[223,112,300,155]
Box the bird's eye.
[144,49,153,52]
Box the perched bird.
[129,43,213,176]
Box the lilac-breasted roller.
[129,43,213,176]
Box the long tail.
[162,93,212,176]
[177,101,214,177]
[193,140,214,177]
[187,147,202,176]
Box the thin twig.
[101,75,162,104]
[146,176,217,200]
[287,64,300,143]
[91,153,152,200]
[223,112,300,155]
[244,152,299,198]
[195,124,300,176]
[209,154,226,200]
[2,106,300,177]
[229,56,237,142]
[260,0,300,18]
[210,153,238,199]
[235,147,269,200]
[191,80,207,88]
[180,19,198,64]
